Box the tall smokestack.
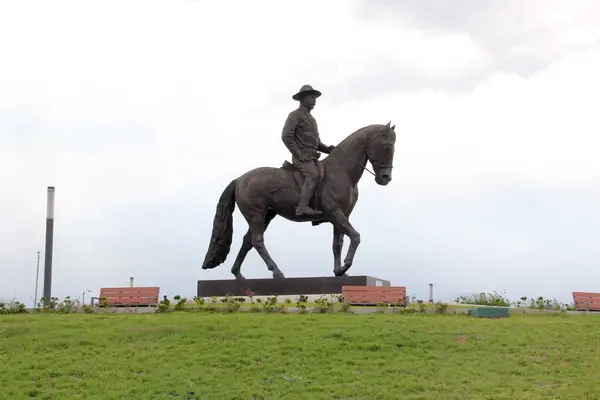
[43,186,55,306]
[429,283,434,303]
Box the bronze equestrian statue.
[202,84,396,279]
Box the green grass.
[2,312,600,399]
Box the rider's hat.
[292,85,322,101]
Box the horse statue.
[201,121,396,279]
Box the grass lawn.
[2,312,600,399]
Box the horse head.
[366,121,396,186]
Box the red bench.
[342,286,407,306]
[572,292,600,311]
[93,286,160,307]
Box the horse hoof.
[340,264,352,275]
[234,275,246,280]
[273,270,285,279]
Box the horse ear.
[391,124,395,131]
[385,121,391,128]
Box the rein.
[342,148,376,177]
[332,145,392,178]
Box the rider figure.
[282,85,335,217]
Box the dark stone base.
[197,275,391,297]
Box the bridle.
[333,135,394,178]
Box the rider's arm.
[317,140,332,154]
[282,112,302,159]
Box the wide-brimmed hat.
[292,84,322,101]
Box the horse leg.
[249,214,285,279]
[230,230,252,280]
[330,210,360,276]
[230,211,276,280]
[332,226,344,277]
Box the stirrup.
[295,206,322,216]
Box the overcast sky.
[1,0,599,306]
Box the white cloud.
[0,0,598,305]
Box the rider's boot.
[295,181,322,217]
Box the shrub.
[434,302,449,314]
[455,291,511,307]
[192,296,205,310]
[157,296,171,313]
[221,294,242,313]
[173,295,188,311]
[0,299,27,314]
[295,296,308,314]
[513,296,573,312]
[297,295,308,303]
[261,295,278,313]
[314,295,335,313]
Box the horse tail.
[201,178,238,270]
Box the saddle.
[280,160,326,224]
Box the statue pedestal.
[197,275,390,297]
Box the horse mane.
[335,123,387,149]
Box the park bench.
[91,286,160,307]
[572,292,600,311]
[342,285,407,306]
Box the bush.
[295,296,308,314]
[261,295,278,313]
[314,295,335,313]
[434,302,449,314]
[221,294,242,313]
[157,296,171,313]
[455,291,511,307]
[173,295,188,311]
[0,299,27,314]
[513,296,574,312]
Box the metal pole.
[82,289,91,306]
[43,186,55,307]
[34,250,41,308]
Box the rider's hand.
[327,145,335,153]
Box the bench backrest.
[99,286,160,306]
[342,286,407,306]
[572,292,600,311]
